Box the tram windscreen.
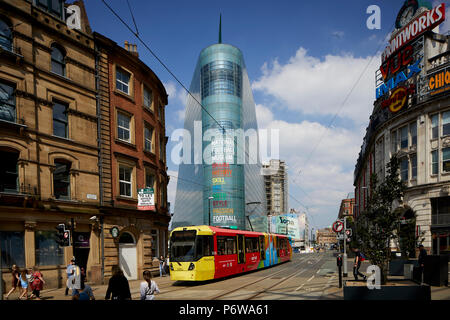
[170,230,196,262]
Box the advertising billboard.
[270,214,302,240]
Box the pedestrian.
[18,269,29,300]
[29,266,45,300]
[72,276,95,301]
[5,264,20,299]
[105,266,131,300]
[65,257,76,296]
[352,248,367,281]
[140,270,160,300]
[418,244,427,285]
[159,255,166,277]
[71,263,82,296]
[165,255,170,275]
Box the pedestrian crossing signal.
[55,224,71,247]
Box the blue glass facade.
[172,43,267,232]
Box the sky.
[82,0,450,229]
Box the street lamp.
[208,196,213,226]
[246,202,261,232]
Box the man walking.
[353,248,367,281]
[418,244,427,285]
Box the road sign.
[332,220,344,233]
[337,233,344,240]
[345,229,352,237]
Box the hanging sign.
[138,188,155,211]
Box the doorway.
[119,232,137,280]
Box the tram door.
[237,234,245,264]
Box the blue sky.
[83,0,450,229]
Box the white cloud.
[253,47,376,227]
[252,47,379,125]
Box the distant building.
[338,193,355,219]
[262,160,288,216]
[316,228,336,247]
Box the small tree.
[354,156,406,284]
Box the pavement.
[2,254,449,300]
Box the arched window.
[119,232,135,244]
[53,159,71,199]
[0,18,12,51]
[51,44,66,76]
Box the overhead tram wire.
[300,20,397,171]
[101,0,320,220]
[288,20,398,226]
[101,0,225,134]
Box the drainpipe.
[94,40,105,284]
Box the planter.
[389,259,418,276]
[424,255,449,287]
[343,279,431,300]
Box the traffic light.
[55,224,71,247]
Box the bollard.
[337,254,343,288]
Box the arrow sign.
[332,220,344,233]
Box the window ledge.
[114,89,135,103]
[116,195,138,203]
[115,138,136,149]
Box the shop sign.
[213,215,236,223]
[428,67,450,96]
[213,200,228,208]
[381,84,415,113]
[138,188,155,211]
[213,208,234,214]
[382,3,445,62]
[380,45,413,80]
[212,177,225,185]
[376,58,421,99]
[212,169,232,177]
[213,192,227,200]
[73,232,90,248]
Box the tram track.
[208,253,325,300]
[152,253,327,299]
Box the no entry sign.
[332,220,344,233]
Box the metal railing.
[0,184,38,196]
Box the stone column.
[24,221,36,268]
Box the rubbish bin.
[424,255,449,287]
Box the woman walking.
[140,270,160,300]
[5,264,20,299]
[18,269,29,300]
[29,266,45,300]
[105,266,131,300]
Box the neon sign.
[381,84,415,113]
[382,3,445,63]
[376,58,421,99]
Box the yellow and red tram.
[169,225,292,281]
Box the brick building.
[0,0,170,290]
[94,33,170,281]
[316,228,337,247]
[0,0,100,288]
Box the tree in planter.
[354,156,406,284]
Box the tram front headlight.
[188,262,195,270]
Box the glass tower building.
[171,40,267,232]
